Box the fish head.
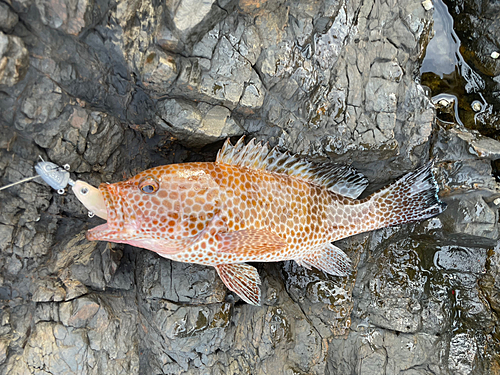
[86,164,221,252]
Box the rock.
[0,225,14,252]
[0,31,28,87]
[157,99,244,147]
[0,3,18,33]
[32,278,67,302]
[35,0,91,35]
[448,333,478,375]
[1,0,500,373]
[141,47,179,96]
[24,300,139,374]
[169,0,216,32]
[59,296,100,328]
[0,338,7,366]
[137,251,226,304]
[440,192,498,240]
[192,24,220,59]
[198,36,265,110]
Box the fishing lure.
[3,140,445,305]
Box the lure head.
[85,164,221,255]
[72,181,107,220]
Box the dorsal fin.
[216,137,369,199]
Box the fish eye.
[139,177,159,194]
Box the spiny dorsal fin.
[216,137,369,199]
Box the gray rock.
[35,0,91,35]
[440,192,498,240]
[169,0,216,32]
[448,333,478,375]
[0,339,6,366]
[141,47,179,96]
[137,251,226,304]
[0,225,13,252]
[1,0,500,373]
[0,3,18,33]
[196,36,265,110]
[157,99,244,147]
[192,24,220,59]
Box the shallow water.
[420,0,498,137]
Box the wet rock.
[481,242,500,315]
[0,3,18,33]
[354,234,431,333]
[448,332,478,375]
[434,125,500,161]
[440,192,498,240]
[281,235,367,338]
[0,31,28,87]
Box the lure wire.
[0,175,41,191]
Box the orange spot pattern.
[85,139,445,305]
[91,159,380,267]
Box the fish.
[79,137,447,305]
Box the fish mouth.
[86,183,135,242]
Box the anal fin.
[215,263,261,305]
[296,243,351,276]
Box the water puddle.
[419,0,499,138]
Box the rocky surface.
[0,0,499,374]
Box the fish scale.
[84,137,447,305]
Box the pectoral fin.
[216,229,287,256]
[215,263,261,305]
[296,243,351,276]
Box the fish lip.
[86,223,110,241]
[86,183,128,241]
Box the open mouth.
[85,183,127,242]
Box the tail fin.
[370,160,447,227]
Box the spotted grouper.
[76,137,447,305]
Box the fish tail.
[369,160,447,227]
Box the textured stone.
[0,0,499,373]
[169,0,216,32]
[0,32,28,87]
[0,3,18,33]
[197,36,265,110]
[35,0,91,35]
[0,225,14,252]
[448,333,477,375]
[440,192,499,240]
[157,99,244,147]
[141,47,179,96]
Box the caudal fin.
[370,160,447,227]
